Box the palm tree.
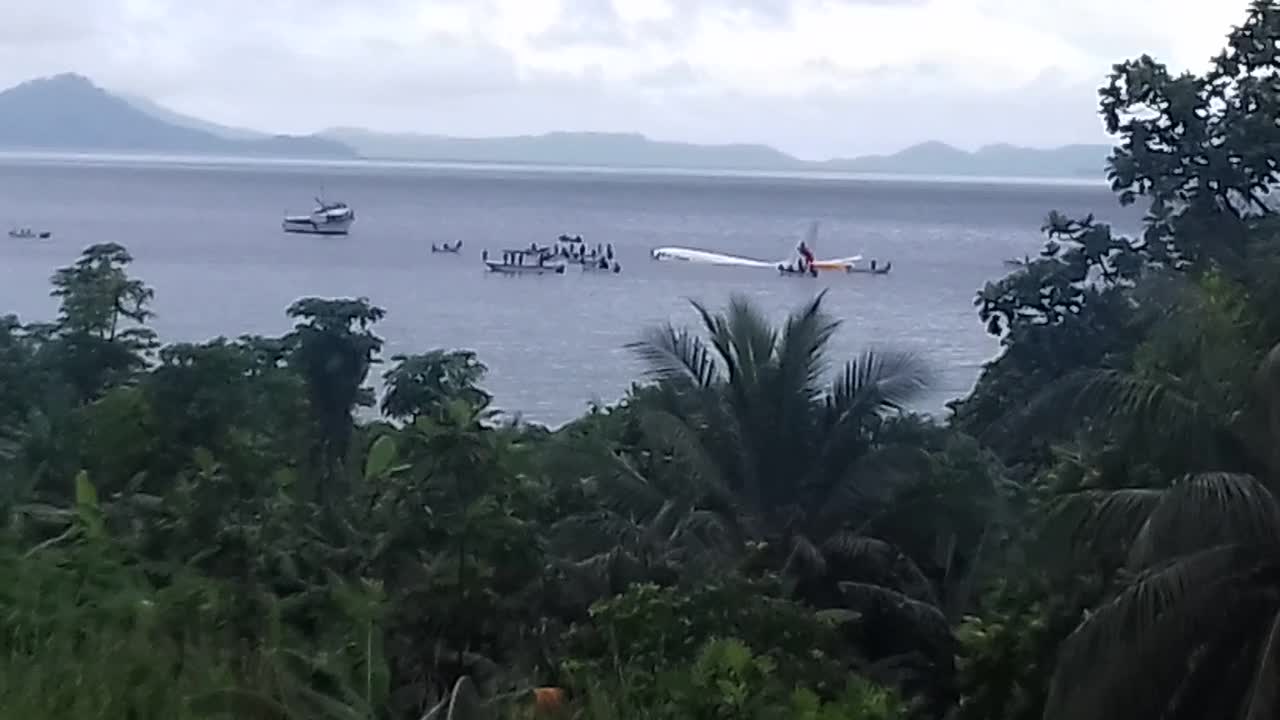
[611,292,974,709]
[1041,341,1280,720]
[1045,471,1280,720]
[624,291,932,579]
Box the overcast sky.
[0,0,1253,158]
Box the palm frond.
[1128,473,1280,569]
[635,408,730,504]
[994,368,1216,452]
[591,449,668,519]
[726,294,779,383]
[1243,607,1280,720]
[835,443,933,508]
[776,291,840,403]
[626,323,719,388]
[639,499,687,548]
[782,534,827,580]
[823,533,937,604]
[546,554,615,611]
[674,509,742,556]
[1043,487,1164,562]
[550,512,641,559]
[836,581,951,647]
[826,350,932,428]
[822,532,896,566]
[1045,543,1256,720]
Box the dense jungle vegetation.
[8,3,1280,718]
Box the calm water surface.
[0,157,1144,425]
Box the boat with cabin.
[482,248,567,275]
[282,198,355,235]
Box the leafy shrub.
[562,579,852,696]
[567,637,908,720]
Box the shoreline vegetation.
[6,3,1280,718]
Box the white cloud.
[0,0,1256,156]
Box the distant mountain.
[320,127,803,171]
[0,74,356,159]
[0,73,1113,176]
[119,92,268,141]
[824,141,1112,178]
[322,128,1109,177]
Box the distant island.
[0,74,355,159]
[0,73,1113,178]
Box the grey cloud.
[0,2,116,47]
[677,0,928,24]
[530,0,629,49]
[632,62,701,90]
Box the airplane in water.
[650,221,863,271]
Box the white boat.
[846,260,892,275]
[282,198,355,235]
[483,249,567,275]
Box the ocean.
[0,155,1144,426]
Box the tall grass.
[0,542,269,720]
[0,624,242,719]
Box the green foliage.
[44,242,158,402]
[381,350,491,421]
[286,296,386,490]
[15,8,1280,711]
[571,637,909,720]
[563,580,851,696]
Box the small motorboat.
[482,248,567,275]
[847,260,892,275]
[582,257,622,273]
[573,241,619,273]
[432,241,463,254]
[282,197,355,235]
[8,227,50,239]
[1003,255,1032,268]
[778,261,818,277]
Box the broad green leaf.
[74,470,98,510]
[364,435,398,480]
[73,470,105,539]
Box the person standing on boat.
[796,240,815,272]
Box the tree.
[43,243,157,402]
[950,214,1150,442]
[1101,0,1280,273]
[627,292,932,574]
[1045,472,1280,720]
[625,292,977,711]
[285,297,385,498]
[381,350,491,422]
[142,338,311,481]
